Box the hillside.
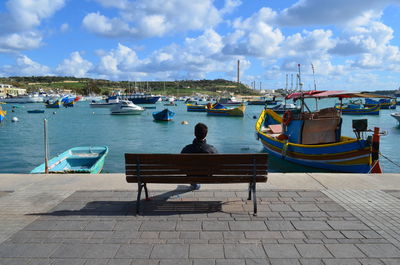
[0,76,256,96]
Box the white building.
[0,84,27,97]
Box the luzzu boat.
[365,98,396,109]
[206,103,246,117]
[391,113,400,124]
[45,100,61,108]
[0,107,6,123]
[31,146,109,174]
[153,108,175,121]
[335,103,380,115]
[255,90,383,173]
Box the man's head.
[194,123,208,140]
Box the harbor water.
[0,99,399,173]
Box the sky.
[1,0,400,91]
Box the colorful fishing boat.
[63,100,75,107]
[30,146,109,174]
[45,100,61,108]
[186,104,207,112]
[27,110,45,114]
[365,98,396,109]
[206,103,246,117]
[335,103,380,115]
[153,108,175,121]
[0,107,6,123]
[255,90,383,173]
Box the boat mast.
[311,63,318,110]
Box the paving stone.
[359,231,382,239]
[245,231,282,239]
[295,244,332,258]
[325,244,365,258]
[342,231,364,239]
[356,244,400,258]
[223,231,245,239]
[269,258,300,265]
[292,221,331,231]
[262,244,300,259]
[115,244,152,258]
[281,231,305,239]
[245,258,270,265]
[357,259,385,265]
[290,204,320,212]
[322,231,345,239]
[51,258,86,265]
[193,259,216,265]
[265,221,295,231]
[279,212,301,218]
[180,232,199,239]
[81,244,120,258]
[177,221,202,231]
[229,221,267,231]
[158,259,192,265]
[317,204,345,211]
[203,221,229,231]
[269,204,293,212]
[140,221,176,231]
[107,259,134,265]
[298,259,324,265]
[380,259,400,265]
[150,244,189,259]
[224,244,266,258]
[113,221,142,231]
[83,259,108,265]
[189,244,224,258]
[327,221,370,231]
[54,221,89,231]
[160,231,180,239]
[51,244,91,258]
[322,259,361,265]
[0,258,33,265]
[215,259,246,265]
[200,232,223,240]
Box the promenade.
[1,173,400,264]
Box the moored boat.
[391,113,400,123]
[365,98,396,109]
[0,107,6,122]
[186,103,207,112]
[256,90,383,173]
[153,108,175,121]
[45,100,61,108]
[335,103,380,115]
[206,103,246,117]
[121,93,161,104]
[218,97,242,106]
[90,96,120,108]
[30,146,109,174]
[27,110,45,114]
[110,100,145,115]
[268,103,300,114]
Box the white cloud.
[60,23,69,33]
[1,55,51,76]
[56,52,93,77]
[276,0,400,26]
[92,0,128,9]
[223,8,283,57]
[83,0,222,38]
[0,32,43,52]
[0,0,65,52]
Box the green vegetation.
[0,76,256,96]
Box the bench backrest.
[125,153,268,184]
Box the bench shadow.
[28,186,223,216]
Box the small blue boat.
[0,108,6,123]
[153,108,175,121]
[27,110,45,114]
[30,146,109,174]
[335,103,380,115]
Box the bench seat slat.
[126,169,268,176]
[126,175,267,183]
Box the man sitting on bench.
[181,123,218,190]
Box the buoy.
[253,115,257,119]
[12,109,15,112]
[12,117,19,122]
[92,112,95,114]
[181,121,189,125]
[53,112,56,114]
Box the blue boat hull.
[31,146,109,174]
[153,109,175,121]
[127,96,160,104]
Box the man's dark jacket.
[181,138,218,153]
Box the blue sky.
[1,0,400,91]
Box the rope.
[367,159,380,174]
[379,152,400,169]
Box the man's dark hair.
[194,123,208,140]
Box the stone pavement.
[1,187,400,265]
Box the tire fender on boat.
[282,110,293,126]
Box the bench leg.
[144,183,149,200]
[247,183,252,200]
[136,182,144,214]
[252,183,257,216]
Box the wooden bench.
[125,153,268,215]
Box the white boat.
[110,100,145,115]
[90,96,120,108]
[391,113,400,123]
[1,93,43,103]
